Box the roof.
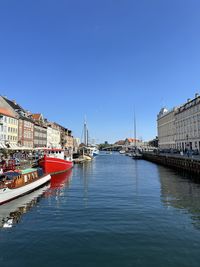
[114,140,125,145]
[1,96,33,121]
[0,107,15,118]
[126,138,140,143]
[32,114,42,120]
[2,97,25,112]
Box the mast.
[84,118,87,145]
[87,129,89,146]
[134,111,136,149]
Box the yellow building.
[7,116,18,145]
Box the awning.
[0,142,7,149]
[7,145,33,150]
[0,143,33,150]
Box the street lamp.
[186,134,189,148]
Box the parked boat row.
[119,149,143,159]
[0,147,74,205]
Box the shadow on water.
[157,164,200,230]
[0,170,73,229]
[0,184,50,229]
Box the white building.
[157,108,176,149]
[47,126,61,148]
[157,93,200,151]
[175,94,200,151]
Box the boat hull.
[0,174,51,205]
[39,156,73,175]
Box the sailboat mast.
[87,129,89,146]
[84,119,87,145]
[134,112,136,148]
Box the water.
[1,153,200,266]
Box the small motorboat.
[0,168,51,205]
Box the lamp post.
[186,134,190,156]
[186,134,189,148]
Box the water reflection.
[50,170,72,190]
[158,165,200,229]
[0,184,50,229]
[0,170,73,229]
[44,170,73,207]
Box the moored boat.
[38,148,73,175]
[132,152,143,159]
[0,168,51,205]
[90,147,99,157]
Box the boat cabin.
[44,149,65,159]
[44,148,72,161]
[0,168,44,190]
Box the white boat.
[87,146,99,157]
[0,168,51,205]
[92,147,99,157]
[80,118,99,158]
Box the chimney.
[187,98,191,102]
[195,93,199,98]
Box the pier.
[143,152,200,176]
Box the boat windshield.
[3,172,20,181]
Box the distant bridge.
[101,144,156,151]
[102,145,123,151]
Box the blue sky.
[1,0,200,143]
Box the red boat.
[38,149,73,175]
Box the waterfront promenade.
[1,153,200,267]
[143,151,200,176]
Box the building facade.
[2,96,35,148]
[175,94,200,151]
[47,122,61,148]
[157,93,200,151]
[33,124,47,148]
[0,110,19,148]
[124,138,144,148]
[18,117,34,148]
[31,114,47,148]
[65,129,73,152]
[0,96,19,148]
[157,108,176,149]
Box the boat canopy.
[21,168,37,175]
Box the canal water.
[1,153,200,267]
